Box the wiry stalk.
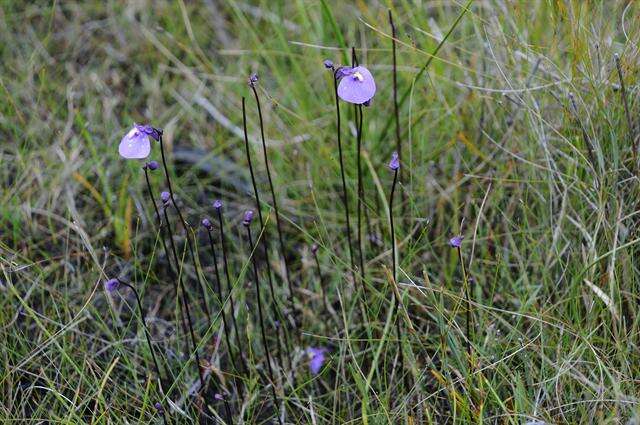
[457,246,472,361]
[614,53,636,164]
[204,227,238,375]
[158,135,211,322]
[162,206,205,388]
[331,67,356,285]
[241,97,290,368]
[248,84,297,328]
[245,223,282,425]
[216,206,248,374]
[389,10,402,178]
[117,279,169,425]
[355,104,366,280]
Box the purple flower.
[213,199,223,210]
[337,66,376,104]
[242,210,254,226]
[160,191,170,204]
[388,151,400,171]
[135,124,162,142]
[214,393,224,401]
[154,402,163,412]
[449,235,464,248]
[311,243,319,254]
[119,126,151,159]
[201,218,213,230]
[104,278,120,292]
[307,347,327,375]
[145,160,159,170]
[248,73,259,87]
[323,59,334,69]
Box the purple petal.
[307,347,327,375]
[119,127,151,159]
[337,66,376,104]
[449,235,463,248]
[388,152,400,170]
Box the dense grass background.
[2,0,640,423]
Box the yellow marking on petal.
[353,71,364,81]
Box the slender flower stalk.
[389,10,402,177]
[105,278,169,425]
[214,200,248,374]
[325,60,356,286]
[162,201,206,388]
[241,96,291,367]
[248,76,297,326]
[202,218,237,375]
[355,103,366,280]
[387,152,405,387]
[143,164,190,358]
[450,235,472,360]
[310,244,329,316]
[614,53,636,164]
[158,133,211,323]
[243,211,282,424]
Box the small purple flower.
[135,123,162,142]
[201,218,213,230]
[449,235,464,248]
[311,243,319,254]
[337,66,376,104]
[248,73,259,87]
[307,347,327,375]
[145,160,159,170]
[213,199,223,210]
[119,126,151,159]
[154,402,163,413]
[242,210,254,226]
[160,191,170,204]
[323,59,334,69]
[214,393,224,401]
[104,278,120,292]
[388,151,400,171]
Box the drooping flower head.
[242,210,254,226]
[449,235,464,248]
[307,347,327,375]
[201,218,213,230]
[337,66,376,104]
[323,59,334,70]
[160,191,170,205]
[213,199,223,210]
[145,160,159,171]
[248,73,259,87]
[388,151,400,171]
[135,124,162,142]
[119,126,151,159]
[311,243,319,254]
[104,278,120,292]
[154,402,164,413]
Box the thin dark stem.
[143,168,190,360]
[311,249,329,316]
[248,85,297,326]
[241,97,291,369]
[457,246,472,362]
[568,93,596,168]
[614,54,636,164]
[356,104,365,280]
[331,69,356,285]
[162,206,205,388]
[388,169,405,393]
[117,280,169,425]
[389,10,401,177]
[216,207,248,374]
[158,135,211,323]
[245,225,282,425]
[205,229,238,374]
